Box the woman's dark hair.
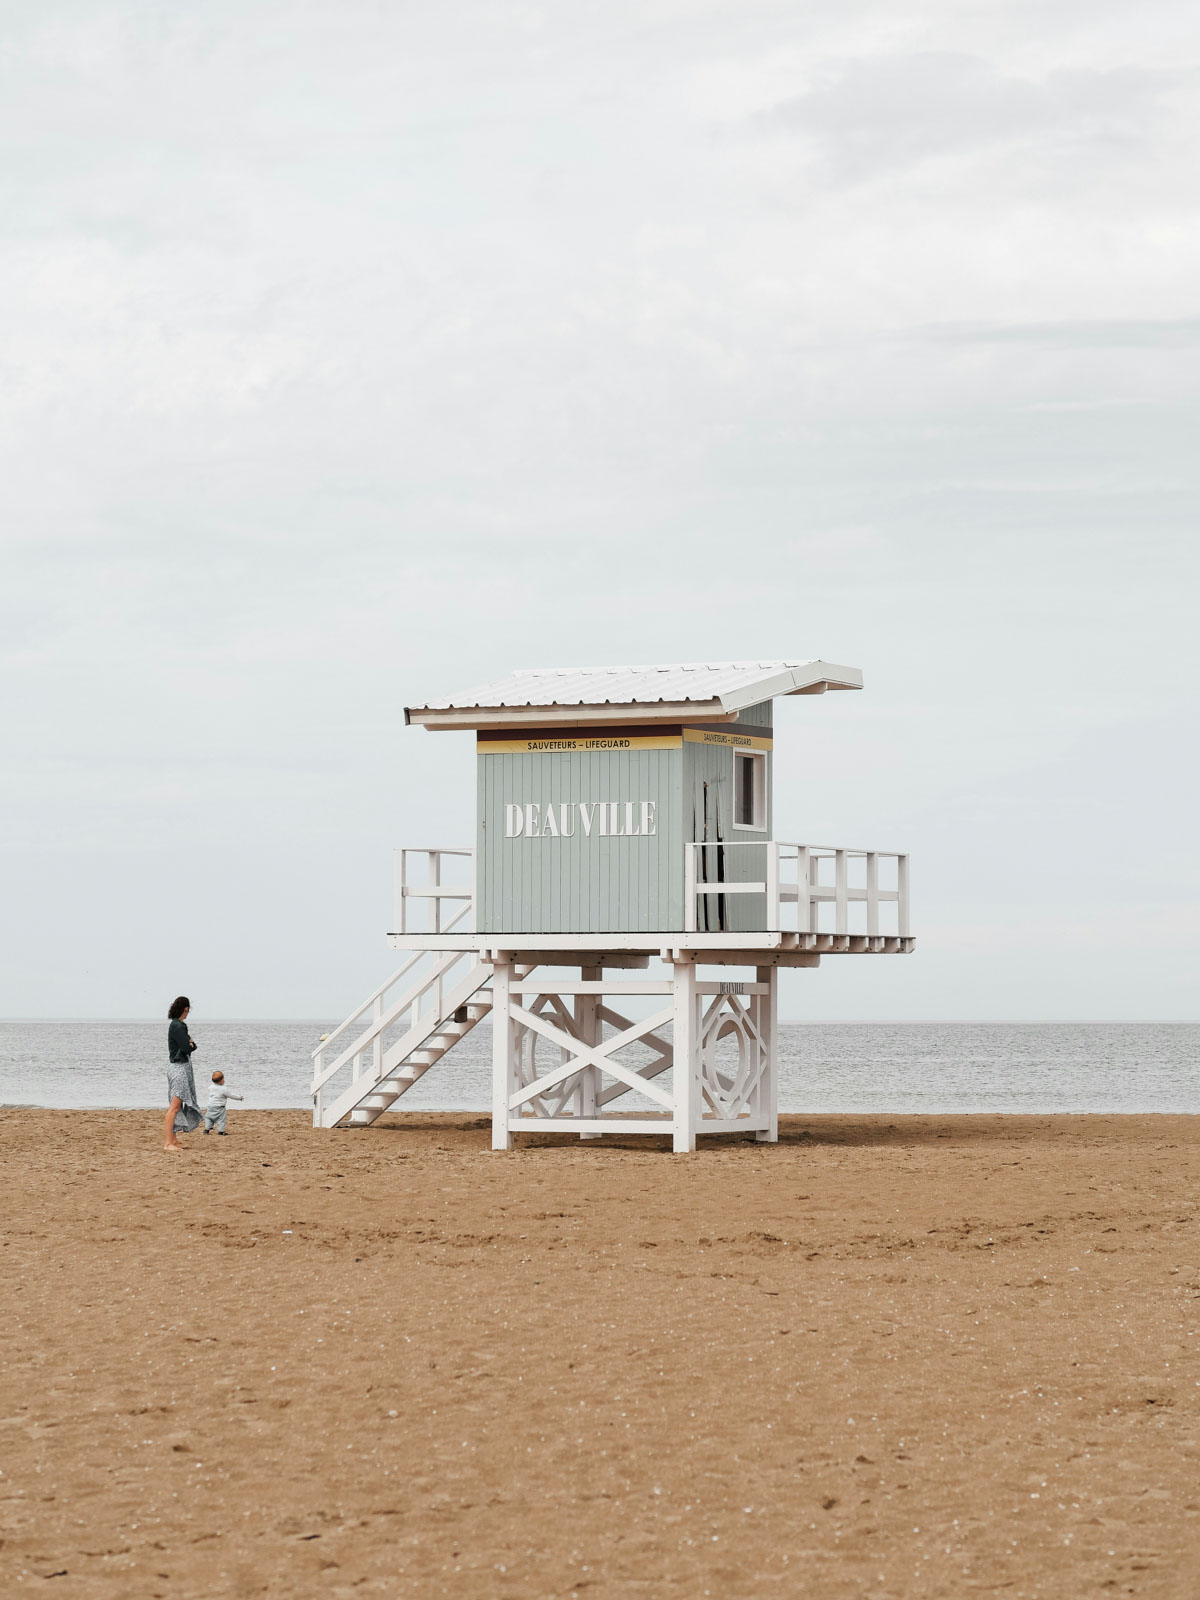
[168,996,191,1020]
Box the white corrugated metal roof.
[406,660,862,726]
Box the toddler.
[203,1070,244,1135]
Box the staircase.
[337,972,493,1128]
[312,952,535,1129]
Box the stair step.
[378,1061,431,1093]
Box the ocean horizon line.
[3,1015,1199,1029]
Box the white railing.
[310,945,481,1121]
[310,845,477,1123]
[393,846,475,935]
[685,840,910,938]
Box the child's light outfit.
[203,1080,243,1134]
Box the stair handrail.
[311,945,476,1098]
[322,959,538,1129]
[319,957,500,1128]
[312,951,425,1066]
[312,897,471,1071]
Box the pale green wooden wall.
[475,702,774,934]
[684,702,772,934]
[476,747,684,933]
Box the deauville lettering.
[505,801,657,839]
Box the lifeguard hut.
[311,661,913,1152]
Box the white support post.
[766,841,780,933]
[578,964,601,1138]
[755,965,778,1143]
[835,849,848,938]
[684,845,697,934]
[866,851,879,939]
[559,982,574,1113]
[897,853,910,938]
[372,994,382,1080]
[795,845,810,936]
[432,852,442,1013]
[809,851,822,934]
[491,960,513,1150]
[672,960,698,1154]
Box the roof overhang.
[405,662,863,731]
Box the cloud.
[0,3,1197,1018]
[757,52,1181,181]
[909,317,1200,350]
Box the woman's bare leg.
[164,1097,184,1151]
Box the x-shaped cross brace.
[507,1003,676,1112]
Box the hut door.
[693,772,730,932]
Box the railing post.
[835,849,848,938]
[684,844,697,934]
[866,851,879,938]
[491,960,513,1150]
[470,847,478,933]
[672,960,698,1154]
[578,963,601,1139]
[373,995,383,1080]
[897,853,910,938]
[754,965,778,1144]
[431,850,443,1013]
[766,841,780,932]
[796,846,810,936]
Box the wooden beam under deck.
[387,931,915,960]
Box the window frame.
[730,748,767,832]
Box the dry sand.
[2,1110,1199,1598]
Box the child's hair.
[212,1070,224,1081]
[168,995,190,1020]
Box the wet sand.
[1,1109,1199,1597]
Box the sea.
[1,1020,1197,1115]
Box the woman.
[164,995,203,1152]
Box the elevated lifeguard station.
[312,661,914,1152]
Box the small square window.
[733,750,765,830]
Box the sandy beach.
[2,1110,1198,1597]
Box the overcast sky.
[2,0,1197,1021]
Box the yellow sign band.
[477,729,773,754]
[478,735,683,754]
[681,728,773,751]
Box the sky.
[2,0,1198,1022]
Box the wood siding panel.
[736,699,774,730]
[477,747,684,933]
[683,718,772,934]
